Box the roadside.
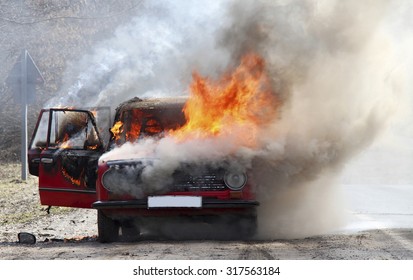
[0,163,97,243]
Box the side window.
[30,111,49,149]
[85,118,101,149]
[49,110,100,150]
[87,107,111,147]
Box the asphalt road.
[342,184,413,232]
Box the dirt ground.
[1,163,413,260]
[0,164,98,242]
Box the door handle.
[40,158,54,164]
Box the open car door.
[28,109,105,208]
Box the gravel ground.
[0,164,98,243]
[1,163,413,260]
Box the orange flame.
[62,169,81,186]
[110,121,124,141]
[171,53,278,147]
[87,144,99,150]
[58,133,71,149]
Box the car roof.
[116,96,188,111]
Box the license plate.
[147,196,202,208]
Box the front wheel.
[97,210,120,243]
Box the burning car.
[28,96,259,242]
[28,53,279,242]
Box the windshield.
[110,106,186,146]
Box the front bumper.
[92,198,259,209]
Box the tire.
[97,210,120,243]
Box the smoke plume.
[46,0,232,108]
[49,0,410,239]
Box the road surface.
[1,183,413,260]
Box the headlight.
[224,172,247,190]
[101,167,121,192]
[102,165,141,193]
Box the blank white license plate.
[148,196,202,208]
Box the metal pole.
[21,50,28,180]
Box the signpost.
[8,50,44,180]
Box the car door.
[29,109,105,208]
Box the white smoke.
[46,0,232,108]
[220,0,407,238]
[50,0,412,239]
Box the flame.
[87,144,99,150]
[62,169,81,186]
[106,53,278,148]
[111,121,124,141]
[64,235,98,243]
[143,118,162,136]
[58,133,71,149]
[171,53,278,147]
[125,110,144,141]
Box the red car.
[28,97,258,242]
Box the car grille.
[105,160,228,193]
[170,170,227,192]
